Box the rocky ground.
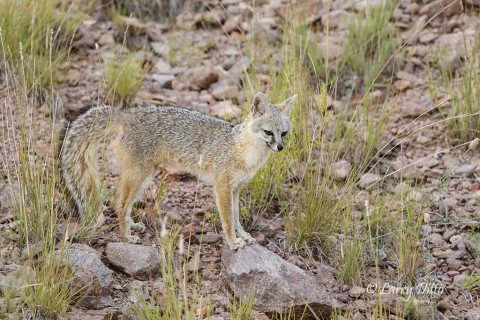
[1,0,480,319]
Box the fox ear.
[251,92,268,116]
[278,94,297,116]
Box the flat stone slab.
[222,244,340,318]
[105,242,161,280]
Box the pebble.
[331,160,352,180]
[358,173,382,189]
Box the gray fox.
[60,92,296,250]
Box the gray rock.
[454,164,477,177]
[105,242,161,280]
[210,100,243,119]
[172,67,219,91]
[453,274,466,286]
[331,160,352,180]
[426,233,446,248]
[358,173,382,189]
[210,81,239,100]
[0,181,19,214]
[152,59,172,74]
[222,15,242,34]
[349,286,365,298]
[466,307,480,320]
[222,243,339,318]
[432,250,465,260]
[466,234,480,257]
[58,244,114,309]
[151,41,169,57]
[321,10,356,30]
[419,0,463,18]
[150,74,175,88]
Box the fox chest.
[235,146,271,186]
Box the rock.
[0,181,19,214]
[419,31,436,43]
[443,229,456,241]
[196,9,227,28]
[172,67,219,91]
[56,222,80,241]
[321,10,356,31]
[358,173,382,189]
[65,308,116,320]
[210,100,242,119]
[98,33,115,46]
[397,90,435,117]
[318,41,343,61]
[116,16,146,34]
[437,28,476,58]
[466,307,480,320]
[453,274,467,286]
[349,286,365,298]
[201,232,222,244]
[393,80,411,91]
[58,244,114,309]
[152,59,172,74]
[454,164,477,177]
[433,250,465,260]
[331,160,352,180]
[466,234,480,257]
[354,0,387,12]
[105,242,161,280]
[223,15,242,34]
[151,41,169,57]
[446,258,462,270]
[391,157,423,180]
[419,0,463,19]
[450,235,466,251]
[210,81,239,100]
[150,74,175,88]
[222,244,339,318]
[426,233,446,248]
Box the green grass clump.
[1,61,80,320]
[0,0,87,91]
[341,1,398,89]
[131,230,211,319]
[105,51,150,108]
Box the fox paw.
[238,231,256,244]
[228,238,246,250]
[131,221,146,233]
[127,235,141,244]
[128,217,146,233]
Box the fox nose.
[277,144,283,151]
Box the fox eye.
[281,131,288,137]
[263,130,273,136]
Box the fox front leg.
[214,183,246,250]
[232,189,255,244]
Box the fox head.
[249,92,297,152]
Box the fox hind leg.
[115,167,150,243]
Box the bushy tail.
[60,106,121,221]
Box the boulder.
[222,244,339,318]
[58,244,114,309]
[105,242,161,280]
